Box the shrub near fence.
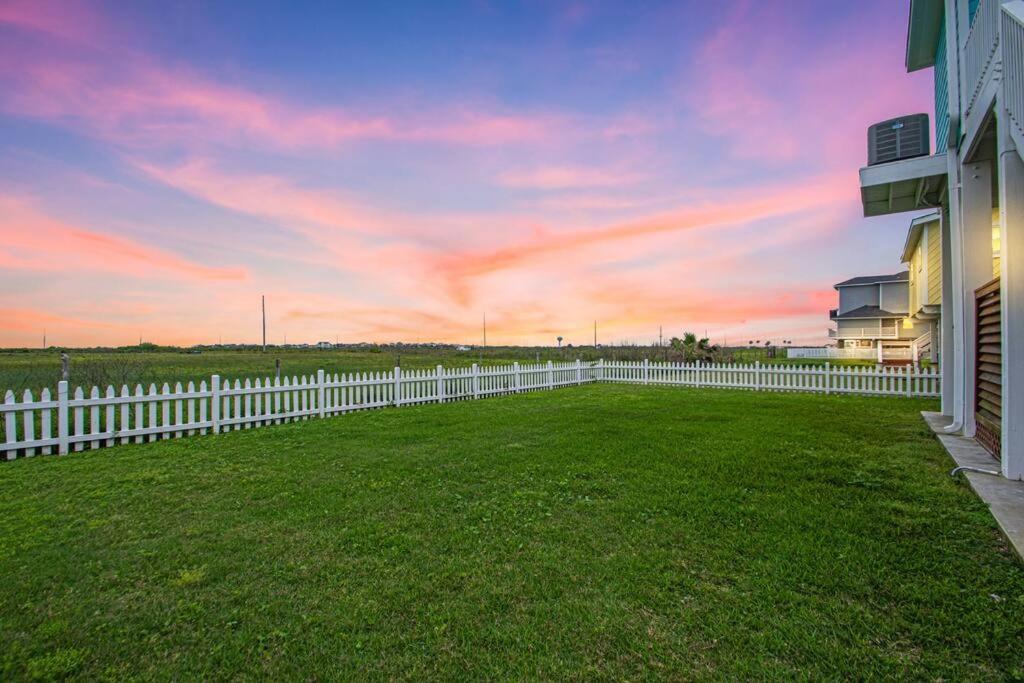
[2,360,940,460]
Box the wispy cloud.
[0,195,247,281]
[497,165,646,190]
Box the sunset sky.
[0,0,933,348]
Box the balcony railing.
[1004,1,1024,154]
[964,0,1002,122]
[830,327,901,340]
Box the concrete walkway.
[923,412,1024,561]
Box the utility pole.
[594,320,597,348]
[42,329,46,349]
[483,312,487,348]
[261,295,267,352]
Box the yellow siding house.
[901,211,941,361]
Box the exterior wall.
[927,221,943,304]
[880,281,910,313]
[837,283,879,313]
[993,206,1002,278]
[898,317,925,339]
[935,18,950,150]
[909,243,925,313]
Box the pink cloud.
[0,0,109,46]
[0,44,564,153]
[687,3,931,166]
[0,195,247,281]
[497,166,646,190]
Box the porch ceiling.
[860,153,948,217]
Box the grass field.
[1,385,1022,679]
[0,346,872,396]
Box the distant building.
[829,272,926,359]
[316,341,332,350]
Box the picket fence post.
[56,380,70,455]
[575,359,582,385]
[210,375,221,433]
[643,358,649,385]
[906,365,912,398]
[437,364,445,403]
[598,358,604,382]
[547,360,554,389]
[471,363,479,399]
[4,391,15,460]
[317,369,326,417]
[754,362,761,391]
[513,362,520,393]
[394,366,402,406]
[825,362,831,395]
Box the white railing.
[1003,1,1024,153]
[911,330,933,361]
[787,347,878,360]
[965,0,1002,121]
[830,326,901,340]
[1,360,941,460]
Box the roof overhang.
[901,210,941,262]
[912,305,941,321]
[906,0,944,72]
[860,153,948,217]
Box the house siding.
[838,284,879,313]
[934,18,949,150]
[927,222,942,304]
[880,281,910,313]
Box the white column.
[998,109,1024,479]
[929,319,939,364]
[960,159,995,437]
[941,207,956,414]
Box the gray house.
[829,272,924,355]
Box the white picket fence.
[1,359,940,460]
[600,360,940,397]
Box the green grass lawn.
[2,385,1021,679]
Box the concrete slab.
[923,411,1024,562]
